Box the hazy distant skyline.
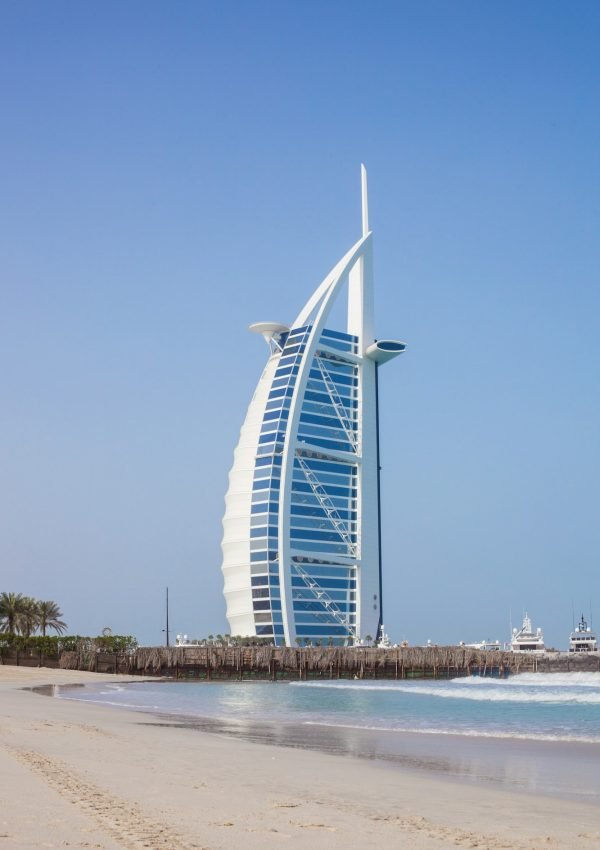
[1,1,599,649]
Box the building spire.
[361,163,369,236]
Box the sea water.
[56,672,600,742]
[50,672,600,800]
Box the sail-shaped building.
[221,167,405,645]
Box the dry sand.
[0,666,599,850]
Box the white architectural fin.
[292,234,370,328]
[348,164,374,347]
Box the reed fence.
[3,644,598,678]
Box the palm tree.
[19,597,39,637]
[0,592,27,633]
[36,600,67,637]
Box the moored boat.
[510,613,545,653]
[463,640,502,651]
[569,615,598,653]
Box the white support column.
[347,164,380,642]
[348,164,374,351]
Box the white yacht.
[377,625,393,649]
[463,640,502,651]
[569,615,598,653]
[510,613,546,653]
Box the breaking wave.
[290,673,600,704]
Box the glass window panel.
[288,325,310,337]
[297,423,354,442]
[292,470,354,488]
[308,368,355,387]
[251,575,269,586]
[295,622,354,634]
[291,528,355,543]
[314,358,356,377]
[290,493,355,511]
[296,435,354,453]
[294,458,357,476]
[290,504,356,520]
[291,540,353,554]
[321,328,358,343]
[299,413,356,430]
[254,614,273,624]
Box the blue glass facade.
[250,326,359,643]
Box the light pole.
[162,586,170,647]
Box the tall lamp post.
[162,586,170,647]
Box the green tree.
[37,601,67,636]
[19,597,39,637]
[0,592,27,633]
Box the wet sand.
[1,665,599,850]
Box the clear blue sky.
[1,1,599,648]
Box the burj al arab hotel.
[221,167,405,646]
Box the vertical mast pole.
[361,163,369,237]
[165,586,170,648]
[375,361,384,642]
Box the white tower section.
[221,167,405,644]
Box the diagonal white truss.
[314,355,358,452]
[292,561,357,641]
[295,453,356,557]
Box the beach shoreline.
[37,676,600,804]
[1,665,599,850]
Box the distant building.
[221,167,405,645]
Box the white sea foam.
[59,695,162,711]
[301,720,600,744]
[289,678,600,704]
[495,672,600,688]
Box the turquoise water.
[57,671,600,743]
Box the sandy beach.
[1,666,599,850]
